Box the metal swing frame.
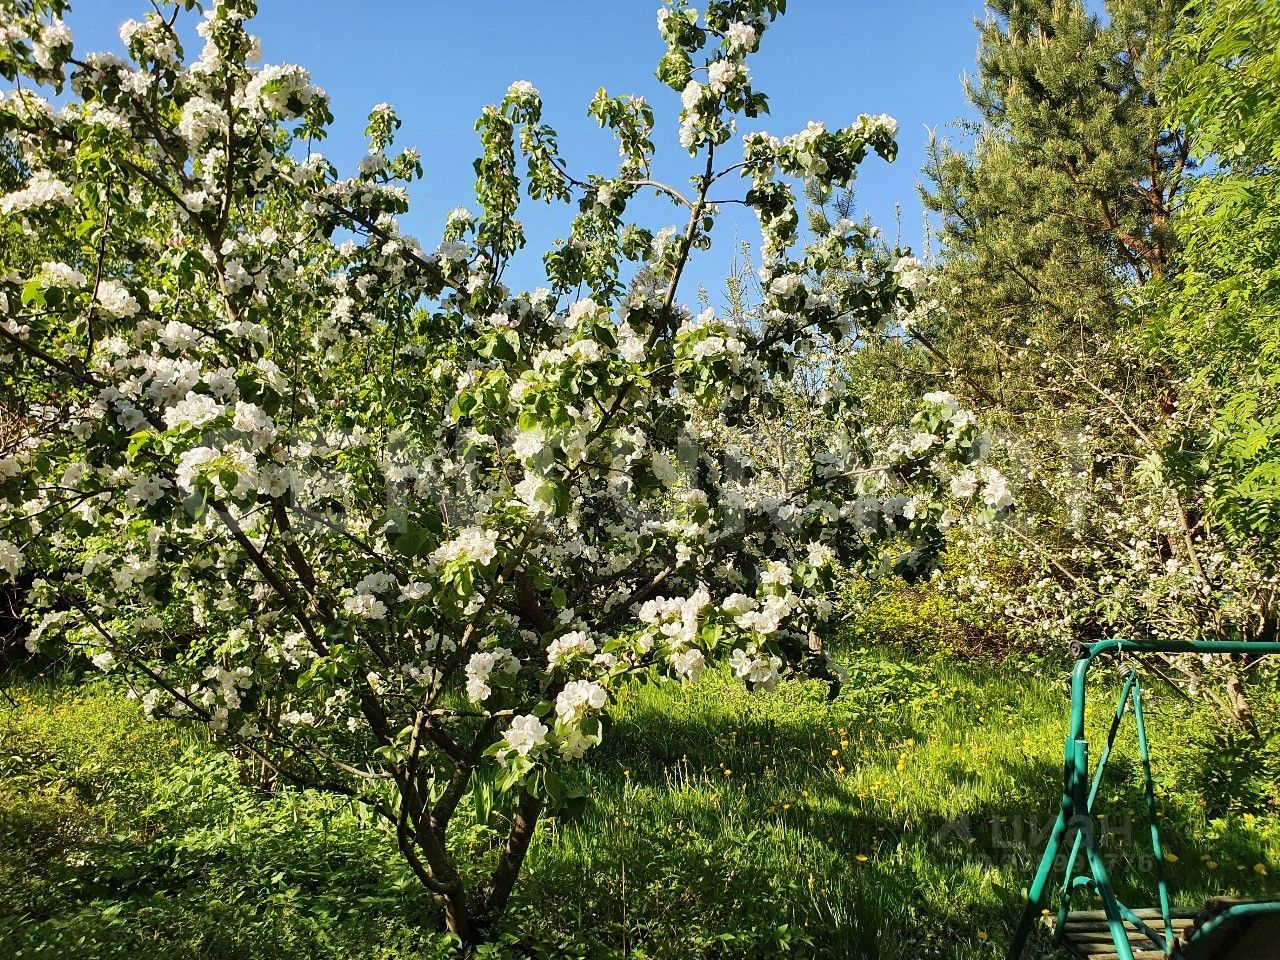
[1007,638,1280,960]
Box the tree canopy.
[0,0,1004,938]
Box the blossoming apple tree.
[0,0,1005,940]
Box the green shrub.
[841,571,1020,662]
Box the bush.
[841,561,1024,663]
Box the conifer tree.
[900,2,1269,727]
[919,0,1187,408]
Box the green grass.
[2,646,1277,959]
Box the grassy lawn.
[2,645,1276,959]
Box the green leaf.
[20,278,44,307]
[182,486,207,520]
[127,430,153,457]
[452,391,477,420]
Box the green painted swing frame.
[1007,639,1280,960]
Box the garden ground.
[2,640,1276,960]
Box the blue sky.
[59,1,989,304]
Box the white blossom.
[430,526,499,568]
[725,22,757,52]
[0,171,72,215]
[503,714,548,757]
[465,647,519,703]
[555,679,607,722]
[94,280,140,319]
[163,392,224,430]
[546,630,595,666]
[0,540,24,579]
[729,648,783,689]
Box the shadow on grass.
[545,666,1276,960]
[2,657,1274,960]
[542,683,1070,958]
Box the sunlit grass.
[517,647,1279,958]
[2,647,1276,959]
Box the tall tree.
[0,0,998,940]
[919,0,1187,411]
[1150,0,1280,620]
[898,0,1271,726]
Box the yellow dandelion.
[1164,852,1179,863]
[855,854,869,863]
[1255,863,1269,876]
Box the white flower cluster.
[119,14,180,62]
[430,526,499,568]
[501,714,547,757]
[546,629,595,666]
[183,664,255,732]
[725,21,757,52]
[0,170,72,215]
[244,63,322,118]
[729,647,783,689]
[163,392,224,430]
[553,679,607,759]
[507,79,539,103]
[94,279,140,319]
[554,678,607,722]
[30,17,73,72]
[637,589,710,672]
[342,571,400,621]
[0,539,23,580]
[721,588,794,637]
[465,647,519,702]
[855,112,898,140]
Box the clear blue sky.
[59,1,989,304]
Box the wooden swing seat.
[1055,901,1280,960]
[1055,907,1196,960]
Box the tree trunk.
[442,891,476,946]
[406,789,544,947]
[482,790,544,920]
[1225,656,1259,739]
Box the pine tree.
[919,0,1188,410]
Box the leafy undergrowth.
[1,648,1276,959]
